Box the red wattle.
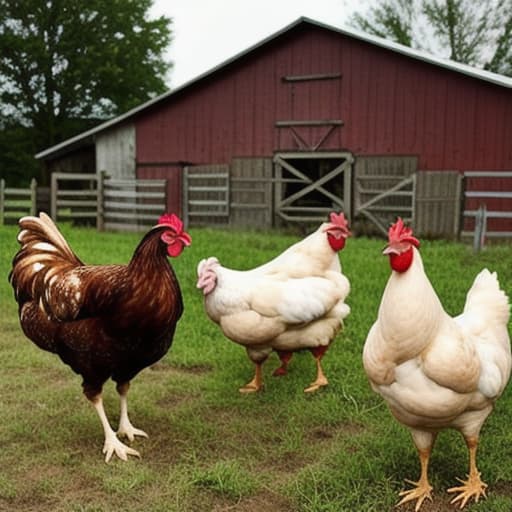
[327,234,346,252]
[389,247,413,273]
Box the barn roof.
[36,16,512,161]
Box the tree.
[0,0,172,184]
[350,0,512,77]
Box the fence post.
[0,179,5,225]
[51,173,57,220]
[182,166,189,230]
[30,178,37,215]
[473,204,487,253]
[97,170,106,231]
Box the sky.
[150,0,368,88]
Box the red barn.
[37,17,512,237]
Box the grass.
[1,222,512,512]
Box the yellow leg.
[239,362,263,393]
[304,346,329,393]
[448,436,488,508]
[397,447,433,511]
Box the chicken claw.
[397,478,433,511]
[239,363,263,393]
[117,422,148,443]
[239,380,262,393]
[448,472,488,508]
[117,416,148,443]
[103,431,141,463]
[304,377,328,393]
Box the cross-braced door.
[273,152,353,223]
[353,156,417,236]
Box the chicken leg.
[116,382,148,442]
[240,362,264,393]
[397,430,436,511]
[89,394,141,463]
[273,350,293,376]
[304,345,329,393]
[448,436,487,508]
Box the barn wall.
[96,123,136,179]
[44,146,96,175]
[135,24,512,173]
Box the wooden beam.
[282,73,342,82]
[276,120,343,127]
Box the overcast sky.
[150,0,369,88]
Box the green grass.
[1,223,512,512]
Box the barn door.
[273,152,353,223]
[353,156,417,236]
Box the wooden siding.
[230,158,273,228]
[135,23,512,173]
[96,123,136,179]
[415,171,462,238]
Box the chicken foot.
[397,441,434,511]
[448,436,487,508]
[116,382,148,442]
[90,394,141,463]
[304,346,329,393]
[240,362,264,393]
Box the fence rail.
[48,172,168,231]
[0,178,37,224]
[103,178,167,231]
[461,171,512,251]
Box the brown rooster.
[9,212,191,462]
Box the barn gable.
[35,17,512,236]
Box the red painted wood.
[135,23,512,171]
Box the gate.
[353,156,417,236]
[273,152,353,223]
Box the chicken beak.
[382,245,400,256]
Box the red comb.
[158,213,184,233]
[388,218,420,247]
[329,212,351,236]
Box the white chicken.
[197,212,351,393]
[363,218,511,510]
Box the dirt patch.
[306,421,365,443]
[151,360,213,375]
[207,490,295,512]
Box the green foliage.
[1,224,512,511]
[0,0,172,183]
[350,0,512,77]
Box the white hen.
[363,218,511,510]
[197,212,351,393]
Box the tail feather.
[463,269,510,325]
[10,213,82,303]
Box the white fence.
[462,171,512,251]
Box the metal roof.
[36,16,512,161]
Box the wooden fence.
[2,168,512,241]
[104,178,167,231]
[461,171,512,250]
[51,173,102,228]
[182,165,230,227]
[50,172,166,231]
[0,178,37,224]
